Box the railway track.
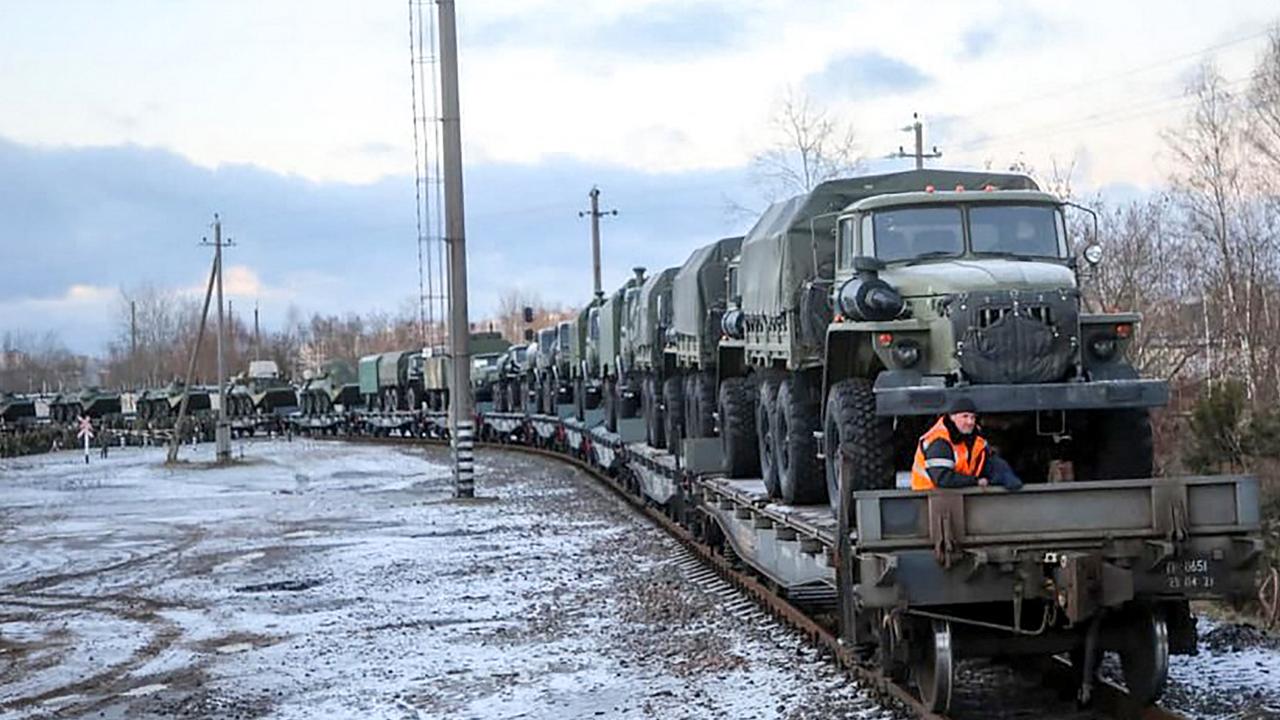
[314,430,1190,720]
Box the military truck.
[528,326,559,414]
[719,168,1168,511]
[661,236,744,447]
[630,267,679,448]
[228,360,298,417]
[359,350,425,412]
[470,331,512,404]
[597,268,647,431]
[299,360,360,416]
[568,299,604,419]
[494,343,529,412]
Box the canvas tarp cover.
[673,236,743,337]
[634,267,678,348]
[738,169,1039,315]
[598,288,628,370]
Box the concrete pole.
[437,0,474,498]
[589,187,602,298]
[214,215,231,462]
[912,114,924,170]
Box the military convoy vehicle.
[229,360,298,417]
[528,326,560,414]
[493,343,529,412]
[630,267,679,448]
[663,236,743,444]
[597,268,646,430]
[708,168,1166,511]
[469,330,512,404]
[138,381,214,422]
[359,350,425,412]
[49,387,122,423]
[299,360,360,416]
[568,299,603,419]
[0,392,36,425]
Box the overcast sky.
[1,0,1277,353]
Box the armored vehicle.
[49,387,121,423]
[137,381,214,423]
[229,360,297,417]
[665,236,743,443]
[629,267,679,448]
[0,392,36,425]
[299,360,360,415]
[597,268,646,430]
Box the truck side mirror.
[524,328,535,342]
[852,256,886,274]
[522,306,534,323]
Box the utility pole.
[889,112,942,169]
[437,0,475,498]
[578,186,617,300]
[200,215,233,463]
[129,300,137,388]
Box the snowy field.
[0,439,899,719]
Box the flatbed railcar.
[294,406,1262,714]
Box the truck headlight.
[1089,334,1117,360]
[838,277,904,321]
[892,340,921,367]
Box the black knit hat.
[949,397,977,414]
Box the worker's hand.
[977,478,989,487]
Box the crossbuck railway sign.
[77,415,93,463]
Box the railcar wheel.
[663,376,684,456]
[1119,606,1169,706]
[757,376,782,497]
[913,619,954,713]
[775,376,825,504]
[823,379,894,517]
[718,377,758,477]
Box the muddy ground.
[0,439,898,719]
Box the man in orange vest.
[910,398,1022,491]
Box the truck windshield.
[872,207,964,262]
[969,204,1064,258]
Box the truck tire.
[619,378,640,419]
[775,376,826,504]
[719,377,759,477]
[604,378,618,432]
[574,377,585,421]
[1075,409,1154,481]
[405,387,417,414]
[690,372,717,439]
[664,376,684,456]
[644,376,666,448]
[824,379,894,516]
[757,376,782,497]
[683,375,698,438]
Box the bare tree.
[742,89,862,210]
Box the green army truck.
[664,235,743,444]
[568,299,604,420]
[630,266,679,448]
[718,168,1168,512]
[596,268,647,431]
[359,350,425,412]
[470,330,512,404]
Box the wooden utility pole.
[579,186,617,300]
[437,0,475,498]
[166,250,219,464]
[200,215,233,463]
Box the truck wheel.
[719,377,758,477]
[682,375,698,439]
[776,376,825,504]
[757,376,782,497]
[604,378,618,432]
[405,387,417,414]
[644,377,666,448]
[695,372,717,439]
[824,379,894,516]
[1075,409,1154,481]
[664,376,684,455]
[619,379,640,419]
[574,378,585,420]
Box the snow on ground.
[1162,619,1280,720]
[0,439,898,719]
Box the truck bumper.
[873,372,1169,416]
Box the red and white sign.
[77,416,94,440]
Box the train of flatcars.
[0,168,1266,713]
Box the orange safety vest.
[910,416,988,491]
